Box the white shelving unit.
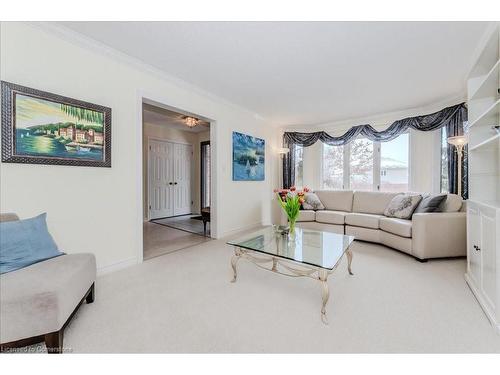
[465,23,500,334]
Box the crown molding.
[27,22,268,123]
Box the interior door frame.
[200,140,210,210]
[147,137,193,221]
[137,90,218,265]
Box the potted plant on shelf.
[274,186,309,234]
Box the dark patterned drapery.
[282,103,468,198]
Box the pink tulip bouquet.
[274,186,310,234]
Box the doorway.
[141,100,213,261]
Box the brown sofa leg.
[45,330,63,354]
[86,283,95,304]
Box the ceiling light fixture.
[184,116,199,128]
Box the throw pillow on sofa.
[0,213,63,274]
[414,194,447,213]
[384,194,422,219]
[302,192,325,210]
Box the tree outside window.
[349,138,374,191]
[294,145,304,188]
[320,133,409,191]
[322,144,343,189]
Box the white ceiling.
[58,21,489,127]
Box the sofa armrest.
[411,212,466,259]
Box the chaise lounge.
[0,213,96,353]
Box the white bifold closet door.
[149,139,192,220]
[173,142,192,216]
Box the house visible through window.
[380,133,409,192]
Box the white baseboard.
[464,272,500,334]
[219,222,264,239]
[97,257,138,276]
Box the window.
[294,145,304,188]
[321,133,409,191]
[350,138,374,191]
[380,133,409,192]
[440,127,449,193]
[322,144,344,189]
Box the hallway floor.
[151,214,209,237]
[143,221,211,260]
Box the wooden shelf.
[469,98,500,129]
[469,133,500,151]
[469,59,500,100]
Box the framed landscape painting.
[1,81,111,167]
[232,131,265,181]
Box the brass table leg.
[319,269,330,325]
[231,247,241,283]
[346,248,354,275]
[271,257,278,272]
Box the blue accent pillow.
[0,213,63,274]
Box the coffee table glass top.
[227,226,354,270]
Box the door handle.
[174,182,178,185]
[473,245,481,251]
[169,182,173,185]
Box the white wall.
[0,22,278,272]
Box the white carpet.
[59,234,500,353]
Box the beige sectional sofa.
[295,190,466,261]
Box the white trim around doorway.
[136,90,219,265]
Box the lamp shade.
[447,135,468,147]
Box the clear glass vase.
[288,217,296,235]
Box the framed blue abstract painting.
[232,131,265,181]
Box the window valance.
[283,103,467,147]
[282,103,468,198]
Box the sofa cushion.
[345,225,380,243]
[315,210,347,225]
[380,231,412,254]
[384,194,422,219]
[302,192,325,210]
[345,213,383,229]
[0,253,96,343]
[414,194,447,213]
[0,213,63,274]
[297,210,316,222]
[314,190,353,212]
[379,217,412,238]
[352,191,401,215]
[442,194,462,212]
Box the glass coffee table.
[227,226,354,324]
